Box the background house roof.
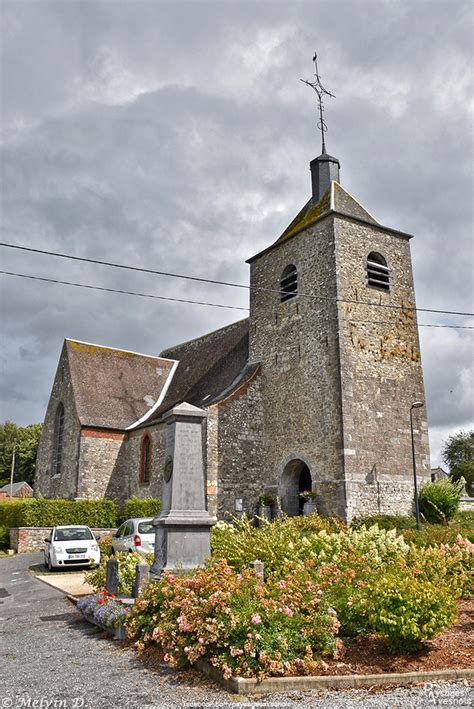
[65,340,176,430]
[0,481,33,494]
[148,318,250,421]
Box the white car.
[44,525,101,570]
[112,518,155,556]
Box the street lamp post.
[410,401,424,530]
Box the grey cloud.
[0,0,472,468]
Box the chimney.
[310,152,340,203]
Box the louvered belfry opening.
[280,264,298,302]
[367,252,390,290]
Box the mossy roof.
[248,181,380,263]
[65,340,175,430]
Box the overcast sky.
[0,0,472,467]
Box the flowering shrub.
[77,589,131,628]
[84,551,153,596]
[125,518,472,676]
[97,534,113,556]
[126,559,340,679]
[210,514,344,577]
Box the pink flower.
[255,633,261,640]
[251,614,262,625]
[198,637,204,645]
[236,574,243,581]
[277,580,286,588]
[347,598,353,607]
[282,606,293,617]
[247,632,253,638]
[327,607,337,617]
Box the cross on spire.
[301,51,335,154]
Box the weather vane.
[301,52,335,154]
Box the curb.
[195,661,474,695]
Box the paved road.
[0,553,472,709]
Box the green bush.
[366,567,458,653]
[402,522,474,546]
[85,551,153,596]
[419,479,465,524]
[0,525,9,550]
[455,510,474,529]
[354,514,417,531]
[122,497,161,519]
[0,498,118,528]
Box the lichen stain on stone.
[68,341,138,358]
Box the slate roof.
[248,181,380,263]
[146,318,251,421]
[0,481,33,494]
[65,340,176,430]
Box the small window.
[52,402,65,476]
[367,252,390,291]
[280,264,298,302]
[139,434,152,484]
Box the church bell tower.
[246,55,430,522]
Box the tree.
[0,421,42,489]
[442,430,474,497]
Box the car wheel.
[47,555,53,571]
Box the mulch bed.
[126,598,474,681]
[317,598,473,676]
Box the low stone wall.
[459,496,474,512]
[8,527,117,553]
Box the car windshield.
[53,528,93,542]
[138,521,154,534]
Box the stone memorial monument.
[150,402,216,579]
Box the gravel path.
[0,554,472,708]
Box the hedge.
[122,496,161,519]
[0,498,117,528]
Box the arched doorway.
[280,458,313,516]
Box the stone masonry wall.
[206,371,265,520]
[35,345,81,499]
[8,527,117,553]
[334,217,431,520]
[104,423,166,508]
[249,216,346,518]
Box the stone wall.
[35,345,82,499]
[8,527,117,553]
[249,216,346,519]
[459,496,474,512]
[103,423,166,508]
[206,370,265,519]
[334,217,431,520]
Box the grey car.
[112,518,155,556]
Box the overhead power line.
[0,242,472,318]
[1,269,473,330]
[0,271,247,311]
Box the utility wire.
[0,271,248,311]
[1,242,472,318]
[1,269,473,330]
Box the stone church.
[35,149,431,522]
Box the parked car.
[112,518,155,556]
[44,525,101,570]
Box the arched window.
[139,434,152,484]
[367,252,390,291]
[52,403,65,476]
[280,264,298,302]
